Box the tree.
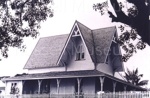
[0,0,53,60]
[93,0,149,62]
[124,68,148,86]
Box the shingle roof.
[24,21,116,69]
[92,27,116,63]
[76,21,116,63]
[3,70,104,80]
[3,70,146,91]
[76,21,96,62]
[24,34,68,69]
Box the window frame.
[76,45,85,61]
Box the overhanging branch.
[109,0,132,26]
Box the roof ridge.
[92,26,116,31]
[76,20,92,31]
[40,34,68,39]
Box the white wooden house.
[3,21,146,95]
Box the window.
[74,26,79,35]
[76,45,85,60]
[72,26,80,37]
[10,83,19,94]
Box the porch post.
[113,81,117,93]
[38,80,43,94]
[49,80,51,94]
[124,85,127,91]
[22,80,26,94]
[77,78,82,97]
[56,79,61,94]
[99,76,105,91]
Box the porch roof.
[3,70,146,91]
[3,70,104,81]
[104,74,147,91]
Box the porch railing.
[1,91,150,98]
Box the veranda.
[2,91,150,98]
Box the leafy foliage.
[124,68,148,86]
[93,0,149,62]
[0,0,53,60]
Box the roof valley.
[91,30,97,65]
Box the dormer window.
[76,45,85,60]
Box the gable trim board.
[56,21,94,67]
[56,22,77,66]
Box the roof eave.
[2,74,105,81]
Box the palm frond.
[138,74,143,77]
[124,67,148,86]
[137,80,148,86]
[134,68,138,75]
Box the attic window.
[76,45,85,60]
[112,36,117,43]
[73,26,80,36]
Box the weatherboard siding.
[28,67,66,74]
[67,40,95,71]
[5,80,23,95]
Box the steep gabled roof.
[56,21,95,65]
[24,21,117,69]
[76,21,96,62]
[92,27,116,63]
[24,34,68,69]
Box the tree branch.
[129,0,149,45]
[109,0,132,26]
[19,0,30,25]
[108,11,118,22]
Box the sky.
[0,0,150,87]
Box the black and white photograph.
[0,0,149,97]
